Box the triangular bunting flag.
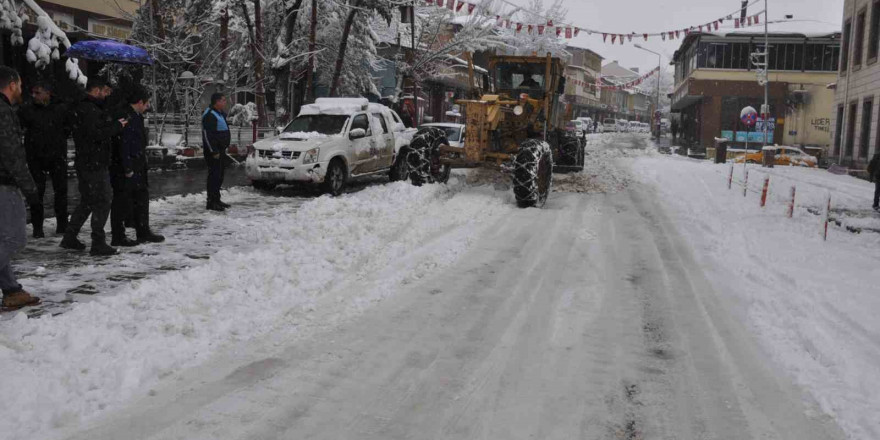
[574,27,580,37]
[556,27,562,37]
[735,18,740,28]
[643,33,648,41]
[456,2,464,11]
[603,33,608,42]
[754,14,760,24]
[447,0,454,10]
[566,27,572,38]
[467,3,475,14]
[516,23,523,33]
[538,25,545,35]
[528,24,534,34]
[611,34,616,44]
[437,0,443,6]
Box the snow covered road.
[29,135,847,440]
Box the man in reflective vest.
[201,93,231,211]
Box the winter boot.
[55,217,68,235]
[1,290,41,311]
[218,200,231,209]
[136,231,165,244]
[110,235,139,247]
[206,201,226,212]
[33,225,45,239]
[60,236,86,251]
[90,242,119,257]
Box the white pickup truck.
[245,98,415,195]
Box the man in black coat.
[0,66,41,310]
[60,78,127,256]
[869,152,880,211]
[18,82,70,238]
[109,87,164,246]
[202,93,231,211]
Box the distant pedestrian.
[0,66,41,310]
[202,93,231,211]
[593,119,598,133]
[61,78,128,256]
[671,120,679,142]
[18,82,70,238]
[110,86,165,246]
[869,151,880,211]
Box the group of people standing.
[0,66,182,310]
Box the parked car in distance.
[577,117,595,133]
[617,119,630,132]
[567,120,587,137]
[628,121,641,133]
[734,146,818,168]
[420,123,466,148]
[603,118,618,133]
[245,97,414,195]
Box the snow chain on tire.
[406,127,448,186]
[512,139,553,208]
[556,136,581,167]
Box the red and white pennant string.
[422,0,764,44]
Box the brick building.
[670,24,840,151]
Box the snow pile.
[0,181,512,439]
[0,0,24,46]
[228,102,258,127]
[554,134,655,194]
[630,156,880,440]
[21,2,86,86]
[26,16,59,69]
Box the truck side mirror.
[349,128,367,140]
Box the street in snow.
[2,134,878,440]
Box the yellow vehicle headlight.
[302,147,320,164]
[513,105,524,116]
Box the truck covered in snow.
[245,98,415,195]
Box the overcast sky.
[504,0,845,74]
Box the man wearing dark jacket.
[0,66,41,310]
[18,83,70,238]
[110,87,164,246]
[869,152,880,211]
[202,93,231,211]
[61,78,127,256]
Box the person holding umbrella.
[60,78,128,256]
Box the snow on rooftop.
[700,20,841,39]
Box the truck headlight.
[302,147,320,164]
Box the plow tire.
[555,135,582,167]
[512,139,553,208]
[407,127,450,186]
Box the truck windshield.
[495,62,547,99]
[284,115,349,135]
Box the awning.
[670,94,703,111]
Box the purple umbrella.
[65,40,153,65]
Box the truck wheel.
[512,139,553,208]
[556,136,581,167]
[323,159,347,196]
[407,127,448,186]
[390,148,411,182]
[252,180,276,191]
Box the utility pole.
[762,0,769,146]
[411,0,419,126]
[306,0,317,103]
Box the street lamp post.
[634,44,662,139]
